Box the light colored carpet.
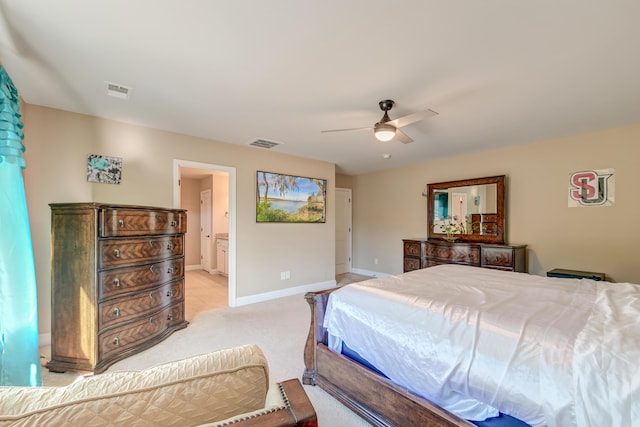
[41,270,372,426]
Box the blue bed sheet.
[341,343,530,427]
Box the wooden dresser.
[403,238,526,273]
[47,203,188,373]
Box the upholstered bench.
[0,344,317,426]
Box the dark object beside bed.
[546,268,605,281]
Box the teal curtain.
[0,65,43,386]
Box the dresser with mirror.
[404,175,526,273]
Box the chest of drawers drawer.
[481,247,513,269]
[101,208,186,237]
[403,241,423,257]
[403,257,421,272]
[99,235,184,268]
[99,303,184,361]
[480,245,526,271]
[426,242,480,265]
[98,279,184,330]
[98,258,184,300]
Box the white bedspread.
[323,264,640,426]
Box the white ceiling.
[1,1,639,175]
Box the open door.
[200,189,212,272]
[335,188,352,274]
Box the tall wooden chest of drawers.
[403,238,527,273]
[47,203,188,373]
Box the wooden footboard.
[303,290,473,427]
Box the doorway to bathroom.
[173,159,236,318]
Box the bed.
[302,264,639,427]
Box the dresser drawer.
[403,241,424,257]
[99,235,184,268]
[403,258,421,272]
[426,259,449,268]
[99,258,184,300]
[426,242,480,265]
[98,280,184,330]
[99,303,184,360]
[481,247,513,269]
[101,209,186,237]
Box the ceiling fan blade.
[395,129,413,144]
[388,109,438,128]
[321,126,373,133]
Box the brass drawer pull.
[167,267,174,274]
[113,307,120,317]
[118,219,125,227]
[149,291,154,298]
[167,290,174,297]
[167,314,174,321]
[166,243,174,251]
[170,220,177,227]
[150,265,155,273]
[149,240,154,246]
[113,337,120,346]
[114,278,121,288]
[149,317,155,324]
[114,248,120,258]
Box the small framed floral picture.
[87,154,122,184]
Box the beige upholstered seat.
[0,344,316,427]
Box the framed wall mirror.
[427,175,505,244]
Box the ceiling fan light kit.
[374,122,396,141]
[322,99,437,144]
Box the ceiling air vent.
[105,81,132,100]
[249,139,281,149]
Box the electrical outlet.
[280,271,291,280]
[374,258,379,265]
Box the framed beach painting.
[256,171,326,223]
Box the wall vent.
[249,139,281,149]
[105,81,132,100]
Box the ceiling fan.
[321,100,438,143]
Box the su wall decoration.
[568,168,614,207]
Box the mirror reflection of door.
[451,193,467,224]
[200,189,212,272]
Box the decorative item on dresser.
[403,238,527,273]
[47,203,188,374]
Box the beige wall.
[23,105,335,335]
[351,123,640,284]
[336,173,355,189]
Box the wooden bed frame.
[302,288,474,427]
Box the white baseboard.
[234,279,336,307]
[187,265,219,274]
[351,267,393,278]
